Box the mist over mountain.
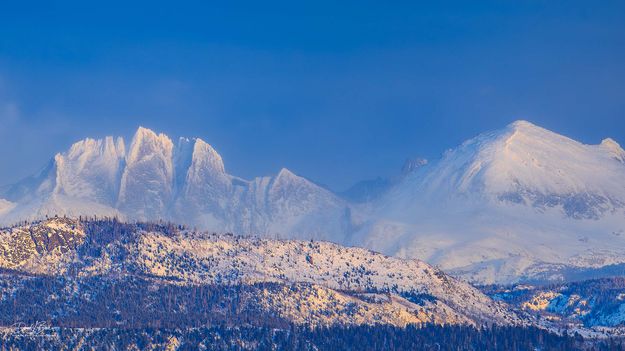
[2,121,625,284]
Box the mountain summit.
[360,120,625,283]
[0,127,353,242]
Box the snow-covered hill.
[0,127,354,243]
[358,121,625,284]
[0,217,521,327]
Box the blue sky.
[1,1,624,190]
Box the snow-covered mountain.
[358,121,625,284]
[0,127,354,242]
[2,121,625,285]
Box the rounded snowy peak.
[397,120,625,206]
[506,119,540,130]
[502,120,564,142]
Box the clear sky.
[0,1,624,190]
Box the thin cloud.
[0,76,20,127]
[0,101,20,125]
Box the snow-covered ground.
[0,218,521,327]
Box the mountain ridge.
[2,121,625,284]
[0,127,353,243]
[0,217,522,327]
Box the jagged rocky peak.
[265,167,344,231]
[55,135,126,176]
[126,126,174,164]
[276,167,298,180]
[0,125,349,239]
[52,135,127,205]
[180,137,231,198]
[65,136,126,161]
[271,168,317,194]
[118,127,176,220]
[190,138,226,174]
[175,137,232,227]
